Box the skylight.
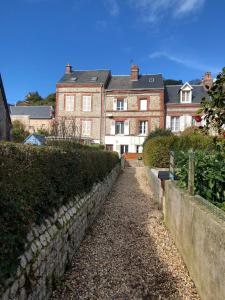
[70,77,77,81]
[90,76,98,81]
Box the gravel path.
[51,165,199,300]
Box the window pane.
[65,96,74,112]
[82,120,91,136]
[83,96,91,111]
[115,121,124,134]
[140,99,147,110]
[117,99,124,110]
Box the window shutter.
[166,116,171,129]
[110,120,115,135]
[180,116,185,131]
[145,121,148,135]
[113,98,117,111]
[124,120,130,135]
[186,115,192,127]
[124,98,128,110]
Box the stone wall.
[1,164,120,300]
[145,168,165,209]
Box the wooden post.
[188,149,195,195]
[170,151,174,180]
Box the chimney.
[130,64,139,81]
[203,72,213,89]
[65,64,72,74]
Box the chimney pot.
[130,64,139,81]
[203,71,213,89]
[65,64,72,74]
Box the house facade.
[56,64,211,154]
[165,72,212,133]
[10,105,54,133]
[0,74,11,140]
[56,65,110,143]
[105,65,165,154]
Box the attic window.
[70,77,77,81]
[149,78,155,83]
[90,76,98,82]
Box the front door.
[120,145,128,155]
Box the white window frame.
[117,99,124,111]
[139,121,148,135]
[82,120,91,136]
[115,121,124,135]
[82,95,92,112]
[65,95,75,112]
[171,117,180,132]
[140,99,147,111]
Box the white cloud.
[149,51,220,73]
[128,0,206,23]
[104,0,120,16]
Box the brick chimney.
[203,72,213,89]
[65,64,72,74]
[130,64,139,81]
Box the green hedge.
[46,140,105,151]
[0,143,119,286]
[143,134,220,168]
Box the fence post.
[169,151,174,180]
[188,149,195,195]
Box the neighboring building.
[0,74,11,140]
[10,106,54,133]
[165,72,212,133]
[23,134,46,145]
[56,65,110,143]
[105,65,165,155]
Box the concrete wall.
[145,168,165,208]
[0,164,120,300]
[164,181,225,300]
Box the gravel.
[51,165,200,300]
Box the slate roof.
[165,85,209,104]
[0,74,11,124]
[58,70,110,86]
[107,74,164,90]
[10,106,53,119]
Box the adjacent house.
[165,72,212,133]
[105,65,164,154]
[56,65,110,143]
[0,74,11,140]
[10,105,54,133]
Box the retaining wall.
[164,181,225,300]
[145,168,165,208]
[1,164,120,300]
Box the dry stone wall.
[1,164,120,300]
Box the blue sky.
[0,0,224,103]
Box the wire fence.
[169,149,225,208]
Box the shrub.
[12,120,29,143]
[174,134,216,151]
[46,140,104,151]
[143,136,178,168]
[143,128,173,146]
[180,126,204,136]
[0,143,119,286]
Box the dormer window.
[180,82,193,103]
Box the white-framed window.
[65,95,75,112]
[171,117,180,132]
[140,99,147,111]
[115,121,124,134]
[82,95,92,112]
[181,91,191,103]
[82,120,91,136]
[117,99,124,110]
[139,121,148,135]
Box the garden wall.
[145,168,164,208]
[164,181,225,300]
[1,164,120,300]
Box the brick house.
[0,74,11,140]
[56,65,110,143]
[105,65,165,155]
[10,105,54,133]
[165,72,212,133]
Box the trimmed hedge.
[46,140,105,151]
[143,134,220,168]
[0,143,119,286]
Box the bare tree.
[50,116,81,140]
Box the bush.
[143,128,173,146]
[143,136,178,168]
[46,140,104,151]
[0,143,119,285]
[12,120,29,143]
[174,134,216,151]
